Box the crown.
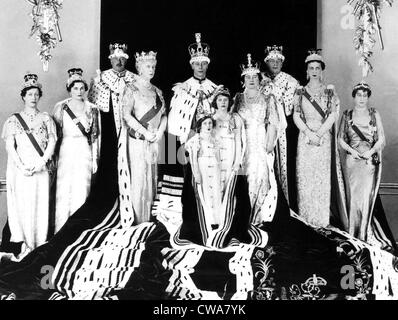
[353,80,371,91]
[66,68,85,87]
[241,53,260,76]
[67,68,83,77]
[264,45,285,62]
[195,108,214,123]
[109,43,129,59]
[22,73,42,90]
[135,51,157,64]
[305,49,324,64]
[214,87,231,98]
[188,33,210,64]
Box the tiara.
[353,81,371,91]
[195,108,214,123]
[214,87,231,98]
[68,68,83,77]
[305,49,324,64]
[135,51,157,64]
[109,43,129,59]
[241,53,260,76]
[188,33,210,64]
[22,73,42,90]
[66,68,85,87]
[264,45,285,62]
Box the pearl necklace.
[244,90,261,104]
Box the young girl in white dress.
[186,114,223,229]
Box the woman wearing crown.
[293,50,347,229]
[52,68,100,233]
[121,51,167,224]
[338,82,397,251]
[233,54,279,225]
[1,74,57,258]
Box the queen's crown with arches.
[188,33,210,64]
[241,53,260,76]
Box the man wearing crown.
[263,46,299,209]
[152,33,222,234]
[88,43,138,226]
[167,33,221,145]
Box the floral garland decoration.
[348,0,394,77]
[27,0,63,72]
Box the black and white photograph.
[0,0,398,307]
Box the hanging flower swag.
[348,0,394,77]
[27,0,63,72]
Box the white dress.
[236,92,279,224]
[122,83,166,224]
[186,134,223,227]
[53,100,99,233]
[2,112,57,249]
[214,113,243,195]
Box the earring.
[306,72,310,80]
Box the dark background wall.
[100,0,318,213]
[100,0,318,102]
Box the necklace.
[307,82,323,91]
[137,76,153,90]
[306,83,324,99]
[22,109,39,122]
[244,90,261,104]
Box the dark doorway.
[100,0,317,101]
